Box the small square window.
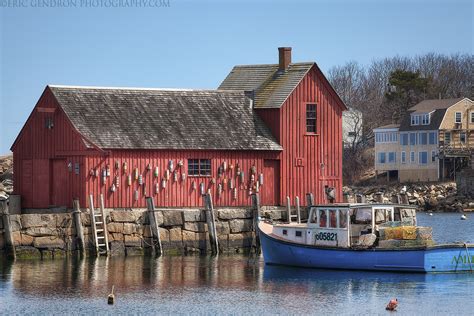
[460,132,466,144]
[282,229,288,235]
[295,231,302,237]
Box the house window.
[188,159,211,176]
[444,132,451,145]
[378,152,386,164]
[410,151,415,163]
[411,114,420,126]
[421,113,430,125]
[388,152,396,163]
[306,104,317,133]
[460,132,466,144]
[409,133,417,145]
[455,112,462,124]
[419,132,428,145]
[400,133,408,146]
[431,151,437,162]
[471,112,474,124]
[295,230,302,237]
[44,117,54,129]
[401,151,406,164]
[429,132,437,145]
[282,229,288,236]
[419,151,428,165]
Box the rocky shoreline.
[344,182,474,212]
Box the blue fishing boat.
[258,203,474,273]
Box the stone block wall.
[0,207,288,259]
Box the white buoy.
[429,213,433,216]
[461,214,467,220]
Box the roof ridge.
[232,62,314,68]
[48,85,246,93]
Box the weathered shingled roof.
[49,86,282,151]
[218,63,314,108]
[399,98,465,132]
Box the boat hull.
[259,223,474,273]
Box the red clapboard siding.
[84,150,280,208]
[256,66,343,206]
[12,87,88,208]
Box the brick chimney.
[278,47,292,71]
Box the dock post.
[306,193,314,208]
[391,195,400,204]
[72,199,86,257]
[251,193,261,253]
[374,192,384,203]
[399,193,409,205]
[146,197,162,257]
[1,200,15,259]
[204,193,219,255]
[286,196,291,223]
[295,196,301,224]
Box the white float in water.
[429,213,433,216]
[461,214,467,220]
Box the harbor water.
[1,213,473,315]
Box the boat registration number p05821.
[315,232,337,241]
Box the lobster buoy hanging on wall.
[90,169,96,177]
[173,171,178,182]
[217,166,223,177]
[233,188,238,200]
[102,169,107,184]
[123,162,128,173]
[236,164,241,176]
[181,173,186,181]
[155,183,159,194]
[259,173,264,185]
[165,170,170,180]
[134,190,139,201]
[115,176,120,188]
[200,183,205,196]
[229,178,234,189]
[217,183,222,196]
[106,164,111,177]
[143,183,147,196]
[146,163,152,171]
[223,161,227,172]
[168,160,174,171]
[161,178,166,189]
[240,171,245,183]
[192,181,197,191]
[127,175,132,186]
[251,174,255,182]
[251,166,257,175]
[255,181,260,193]
[211,178,216,185]
[134,168,139,180]
[178,160,184,167]
[154,167,159,178]
[115,161,120,170]
[138,174,143,186]
[110,183,116,192]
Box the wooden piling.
[204,193,219,255]
[251,193,261,253]
[72,199,85,257]
[146,197,162,256]
[286,196,291,223]
[295,196,301,224]
[0,200,15,259]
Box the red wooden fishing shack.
[11,47,346,209]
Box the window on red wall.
[188,159,211,176]
[306,104,317,133]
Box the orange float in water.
[385,298,398,311]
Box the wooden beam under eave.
[55,150,110,157]
[37,107,56,113]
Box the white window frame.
[401,151,406,164]
[429,131,437,145]
[410,151,415,163]
[421,113,430,125]
[388,152,396,163]
[431,150,436,163]
[411,114,420,126]
[400,133,408,146]
[419,132,428,145]
[455,112,462,124]
[409,132,417,145]
[419,151,428,165]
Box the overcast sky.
[0,0,472,154]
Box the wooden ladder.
[89,194,109,256]
[286,196,301,224]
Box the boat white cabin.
[270,204,418,248]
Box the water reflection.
[1,255,474,314]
